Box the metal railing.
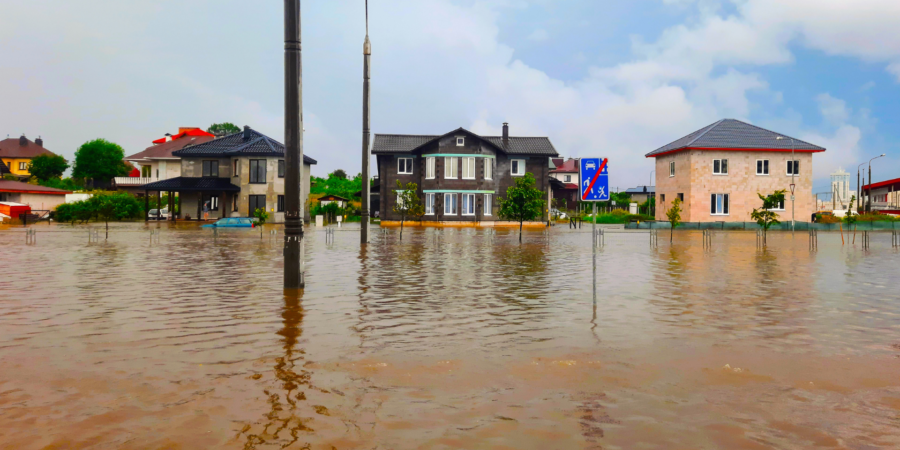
[113,177,159,186]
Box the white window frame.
[483,194,492,216]
[669,161,675,177]
[712,158,728,175]
[564,174,572,183]
[511,159,525,176]
[456,137,465,146]
[710,193,729,216]
[426,157,435,179]
[444,193,457,215]
[397,157,413,175]
[484,158,493,180]
[19,162,27,171]
[756,159,769,176]
[396,191,406,209]
[425,193,435,215]
[444,157,458,179]
[786,160,800,176]
[461,193,476,216]
[462,157,476,180]
[769,199,785,211]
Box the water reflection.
[239,289,311,449]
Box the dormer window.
[456,137,464,146]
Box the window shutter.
[711,194,716,214]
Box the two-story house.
[140,126,316,222]
[648,119,826,223]
[0,135,57,180]
[549,158,579,209]
[373,123,558,225]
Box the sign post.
[580,158,609,306]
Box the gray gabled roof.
[373,127,558,156]
[645,119,826,157]
[173,127,318,164]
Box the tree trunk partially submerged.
[519,221,523,243]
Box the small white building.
[0,180,71,212]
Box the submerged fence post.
[808,229,817,251]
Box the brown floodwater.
[1,222,899,449]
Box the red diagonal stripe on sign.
[582,158,608,200]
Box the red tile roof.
[0,137,56,159]
[0,180,71,195]
[862,177,900,191]
[550,158,578,173]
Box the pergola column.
[221,191,228,219]
[156,191,161,221]
[196,192,202,221]
[144,191,149,222]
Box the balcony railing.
[114,177,158,186]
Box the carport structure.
[141,177,240,221]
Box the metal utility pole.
[867,154,887,213]
[284,0,305,288]
[360,0,371,244]
[776,136,795,234]
[857,161,865,214]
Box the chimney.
[502,122,509,142]
[164,133,172,142]
[243,125,251,141]
[643,186,647,193]
[19,135,27,146]
[35,136,43,147]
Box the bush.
[253,208,270,224]
[816,214,841,224]
[54,191,143,224]
[857,212,900,222]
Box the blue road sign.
[579,158,609,201]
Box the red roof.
[550,158,578,173]
[0,137,56,159]
[0,180,71,195]
[862,177,900,191]
[126,129,216,161]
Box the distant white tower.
[830,167,854,209]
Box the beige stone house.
[140,126,316,222]
[648,119,826,223]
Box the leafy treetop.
[71,139,130,182]
[28,154,69,181]
[207,123,241,136]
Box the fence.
[626,221,900,231]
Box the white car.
[551,209,568,219]
[148,208,169,220]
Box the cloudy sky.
[2,0,899,193]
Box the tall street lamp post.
[776,136,795,235]
[649,170,655,216]
[360,0,371,245]
[867,154,886,213]
[284,0,305,289]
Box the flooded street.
[1,222,899,449]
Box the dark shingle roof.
[173,127,318,164]
[624,186,655,194]
[373,127,558,156]
[125,134,216,161]
[140,176,241,192]
[646,119,826,157]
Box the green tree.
[253,207,270,225]
[331,169,348,180]
[91,192,143,239]
[207,122,241,136]
[665,197,683,243]
[750,189,785,246]
[844,195,857,244]
[498,172,546,242]
[72,139,130,183]
[55,201,93,225]
[28,154,69,181]
[392,180,424,241]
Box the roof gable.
[125,134,216,161]
[646,119,826,157]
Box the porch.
[141,177,240,221]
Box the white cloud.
[527,29,549,42]
[887,63,900,82]
[815,93,850,126]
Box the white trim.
[484,158,493,180]
[444,157,458,179]
[426,157,435,179]
[786,160,800,176]
[443,193,457,215]
[461,193,476,216]
[669,161,675,177]
[511,159,525,176]
[710,193,729,216]
[756,159,769,176]
[425,192,435,215]
[456,137,465,146]
[712,158,728,175]
[397,157,413,175]
[483,193,492,216]
[462,157,476,180]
